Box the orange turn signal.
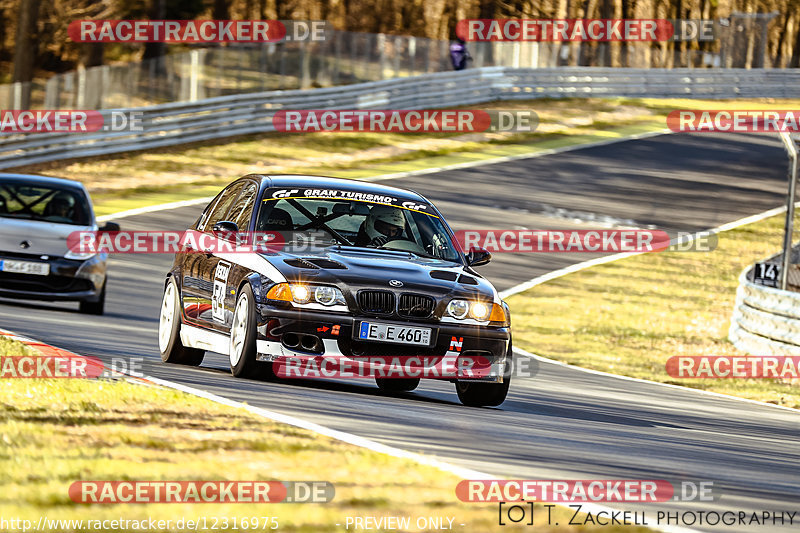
[266,283,292,301]
[489,303,509,325]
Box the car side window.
[201,183,243,231]
[228,182,258,231]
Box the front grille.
[0,271,92,292]
[0,251,62,261]
[357,290,395,314]
[398,293,434,318]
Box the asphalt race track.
[2,132,799,532]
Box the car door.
[199,180,259,334]
[181,182,243,331]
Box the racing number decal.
[212,261,231,323]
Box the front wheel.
[229,284,275,379]
[455,342,512,407]
[79,284,105,315]
[158,277,204,366]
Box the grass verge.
[19,96,800,216]
[0,337,653,532]
[508,212,800,409]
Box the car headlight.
[446,299,508,324]
[446,299,470,319]
[470,302,490,320]
[291,285,311,304]
[64,249,96,260]
[266,283,345,307]
[314,286,337,305]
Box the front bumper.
[254,305,510,383]
[0,254,106,302]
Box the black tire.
[229,284,273,379]
[79,284,105,315]
[158,277,204,366]
[455,341,512,407]
[375,377,420,392]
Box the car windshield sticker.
[264,189,435,216]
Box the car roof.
[250,174,428,203]
[0,173,87,192]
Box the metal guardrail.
[2,66,800,170]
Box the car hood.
[0,217,93,257]
[262,246,498,303]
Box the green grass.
[507,213,800,409]
[20,96,799,216]
[0,338,653,532]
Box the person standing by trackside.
[449,38,471,70]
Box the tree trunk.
[12,0,40,109]
[83,43,104,68]
[143,0,167,61]
[578,0,598,65]
[13,0,40,83]
[791,15,800,67]
[672,0,683,67]
[774,12,791,67]
[213,0,231,20]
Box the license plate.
[358,322,432,346]
[0,260,50,276]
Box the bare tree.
[12,0,41,108]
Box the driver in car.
[356,204,408,248]
[45,193,75,221]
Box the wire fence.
[0,15,791,111]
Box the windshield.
[257,190,461,262]
[0,181,92,226]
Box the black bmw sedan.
[158,174,512,406]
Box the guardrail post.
[408,37,416,74]
[378,33,387,79]
[780,131,799,290]
[300,40,311,89]
[76,65,86,108]
[11,82,21,110]
[189,49,200,102]
[44,75,59,108]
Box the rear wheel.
[375,377,420,392]
[455,340,512,407]
[158,277,204,366]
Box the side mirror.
[213,221,239,242]
[466,246,492,267]
[99,221,120,232]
